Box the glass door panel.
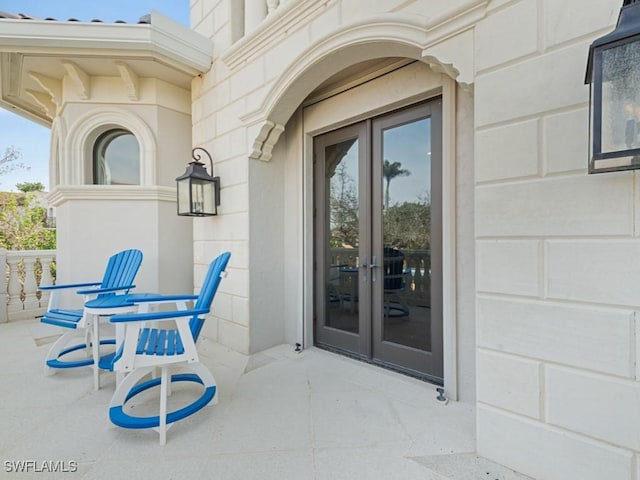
[314,122,370,356]
[325,137,360,334]
[371,101,443,381]
[380,117,432,351]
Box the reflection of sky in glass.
[383,118,431,205]
[105,134,139,185]
[333,117,431,205]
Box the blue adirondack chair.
[39,249,143,384]
[107,251,231,445]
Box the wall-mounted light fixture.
[176,147,220,216]
[586,0,640,173]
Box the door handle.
[370,255,378,282]
[360,255,367,281]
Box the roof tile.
[0,11,150,24]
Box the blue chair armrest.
[110,308,210,324]
[39,282,101,291]
[76,285,136,295]
[126,293,199,303]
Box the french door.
[313,99,443,382]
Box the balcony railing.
[0,249,56,323]
[243,0,289,36]
[330,248,431,306]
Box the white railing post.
[39,255,54,308]
[266,0,280,16]
[6,255,22,320]
[5,250,56,321]
[244,0,268,35]
[22,256,39,314]
[0,249,7,323]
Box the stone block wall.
[474,1,640,478]
[188,0,640,476]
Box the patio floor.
[0,319,532,480]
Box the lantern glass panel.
[600,38,640,154]
[177,178,191,215]
[191,178,216,216]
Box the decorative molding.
[222,0,332,70]
[223,0,488,74]
[0,11,213,74]
[28,72,62,107]
[61,61,89,99]
[0,53,50,127]
[64,107,157,185]
[24,89,55,118]
[241,8,487,127]
[420,1,488,85]
[115,62,140,101]
[5,53,23,98]
[48,185,176,206]
[237,3,488,162]
[249,121,285,162]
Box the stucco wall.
[190,0,640,477]
[189,0,482,354]
[474,1,640,479]
[50,77,194,297]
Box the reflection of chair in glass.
[383,247,410,318]
[328,264,358,312]
[338,267,359,313]
[327,264,347,307]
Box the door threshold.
[314,342,443,386]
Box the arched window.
[92,129,140,185]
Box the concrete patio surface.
[0,319,532,479]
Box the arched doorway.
[243,23,473,397]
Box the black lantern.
[176,147,220,216]
[586,0,640,173]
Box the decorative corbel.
[61,61,90,100]
[422,29,475,85]
[25,89,56,118]
[248,121,285,162]
[115,62,139,101]
[28,72,62,108]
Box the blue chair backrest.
[100,249,144,294]
[190,252,231,340]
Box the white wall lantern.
[176,147,220,216]
[586,0,640,173]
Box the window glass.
[93,129,140,185]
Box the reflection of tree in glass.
[384,194,430,250]
[329,162,359,248]
[383,160,410,209]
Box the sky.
[336,118,432,206]
[0,0,189,191]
